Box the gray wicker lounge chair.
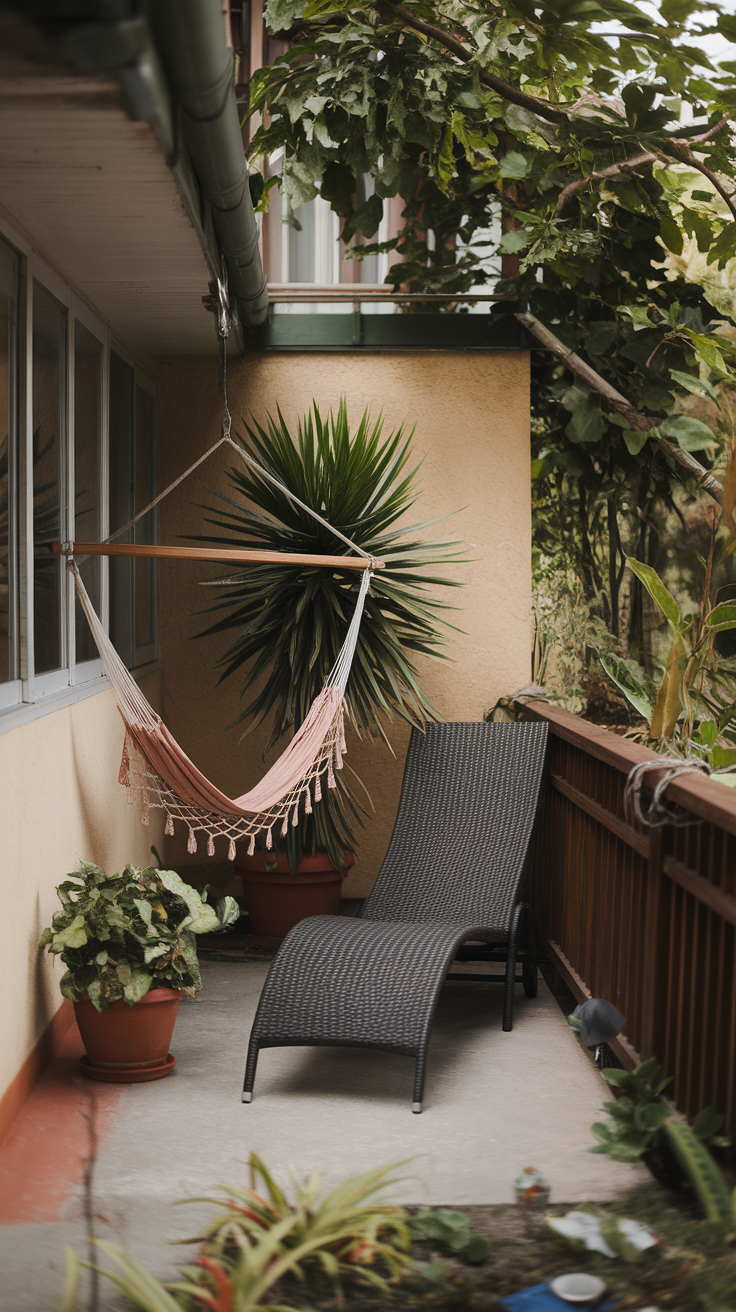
[242,720,548,1111]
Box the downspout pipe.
[148,0,269,329]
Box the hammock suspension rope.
[59,392,379,859]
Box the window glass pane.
[133,383,156,658]
[74,321,103,663]
[33,281,66,675]
[354,175,378,283]
[0,239,18,685]
[288,198,317,282]
[109,350,133,669]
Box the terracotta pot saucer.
[79,1052,176,1083]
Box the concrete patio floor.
[0,958,647,1310]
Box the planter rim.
[234,850,353,875]
[75,986,184,1009]
[239,867,345,886]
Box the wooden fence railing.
[521,698,736,1137]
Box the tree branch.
[553,126,736,222]
[516,310,724,505]
[383,3,568,124]
[663,139,736,220]
[689,116,730,145]
[554,151,658,217]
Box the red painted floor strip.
[0,1024,120,1224]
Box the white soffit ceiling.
[0,20,220,357]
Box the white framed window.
[0,217,158,730]
[262,157,400,316]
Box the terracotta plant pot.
[74,987,182,1083]
[234,850,353,940]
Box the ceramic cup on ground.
[549,1273,607,1305]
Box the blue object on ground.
[499,1283,614,1312]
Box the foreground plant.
[195,400,463,869]
[61,1156,413,1311]
[39,862,239,1011]
[407,1209,490,1265]
[590,1056,736,1228]
[590,1058,729,1167]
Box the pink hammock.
[72,563,371,861]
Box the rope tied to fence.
[624,757,711,829]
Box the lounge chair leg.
[242,1040,259,1103]
[503,903,524,1032]
[412,1050,427,1113]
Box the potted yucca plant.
[194,400,462,937]
[39,862,238,1081]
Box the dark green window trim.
[241,311,530,352]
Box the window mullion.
[18,256,33,697]
[66,312,75,685]
[100,331,110,634]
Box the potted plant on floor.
[39,861,238,1082]
[195,400,463,937]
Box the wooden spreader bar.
[52,542,383,570]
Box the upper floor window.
[262,166,401,315]
[231,0,497,314]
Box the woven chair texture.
[243,721,548,1111]
[360,720,548,930]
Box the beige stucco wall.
[0,676,164,1104]
[156,350,532,896]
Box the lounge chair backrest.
[360,721,548,933]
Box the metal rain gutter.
[148,0,269,331]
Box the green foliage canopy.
[246,0,736,585]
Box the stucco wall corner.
[0,676,165,1109]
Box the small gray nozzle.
[572,998,626,1048]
